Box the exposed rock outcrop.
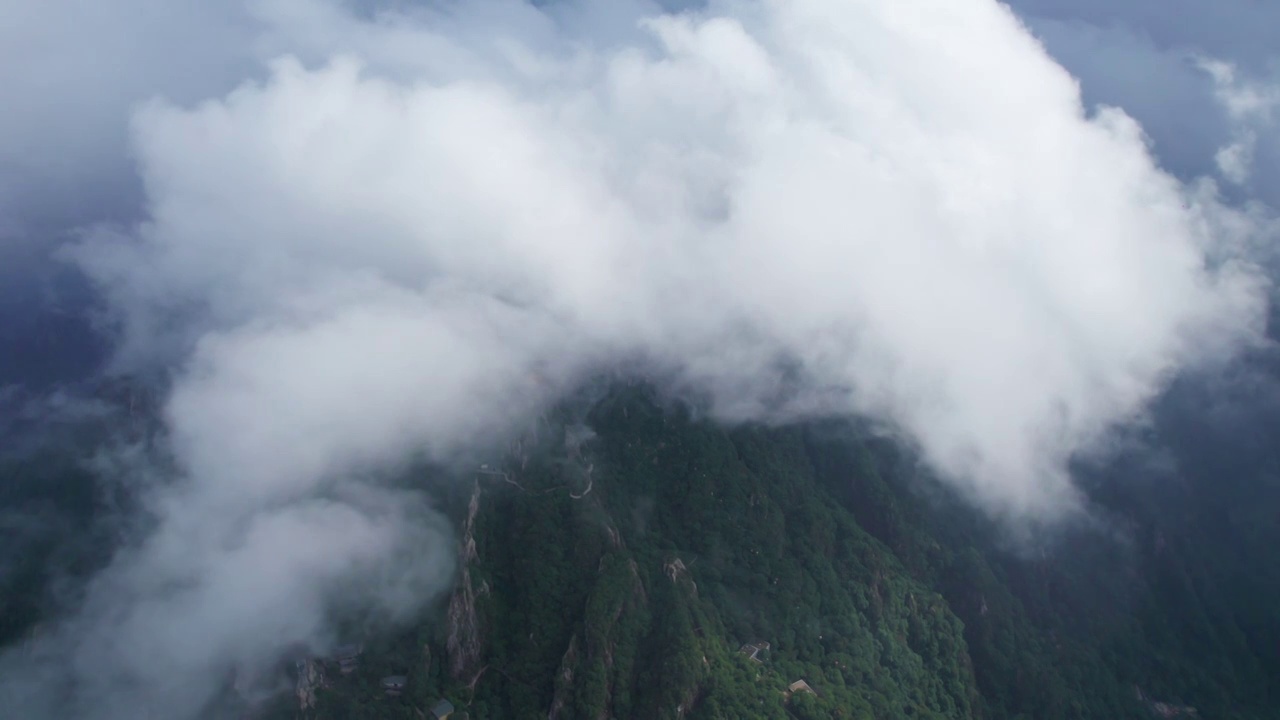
[295,659,323,712]
[548,634,581,720]
[447,482,485,680]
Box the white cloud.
[1,0,1273,716]
[1007,3,1280,203]
[84,0,1262,516]
[1216,135,1256,185]
[1198,58,1280,186]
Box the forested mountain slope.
[254,383,1277,720]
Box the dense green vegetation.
[277,383,1278,719]
[1,380,1275,718]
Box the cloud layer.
[1,0,1275,717]
[1006,0,1280,204]
[80,0,1265,514]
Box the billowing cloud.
[0,0,1273,717]
[1198,58,1279,186]
[0,1,260,247]
[81,0,1266,514]
[1005,0,1280,203]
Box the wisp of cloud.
[0,0,1272,717]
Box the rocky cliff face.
[446,481,485,683]
[294,659,323,712]
[202,387,1278,720]
[548,554,650,720]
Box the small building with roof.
[380,675,407,697]
[430,698,456,719]
[739,641,771,662]
[332,644,362,675]
[786,679,817,698]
